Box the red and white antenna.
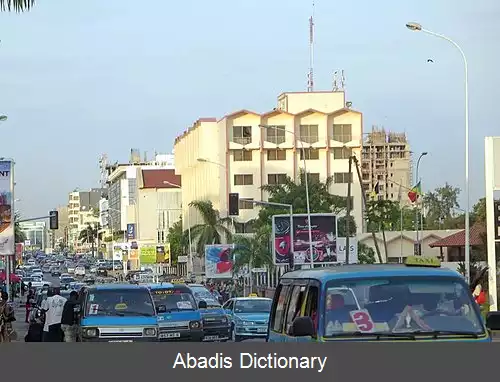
[307,1,315,92]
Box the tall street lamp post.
[415,152,428,252]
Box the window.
[334,172,353,183]
[234,174,253,185]
[284,285,307,335]
[239,198,254,210]
[299,125,319,144]
[333,147,352,160]
[233,150,252,161]
[299,148,320,160]
[266,125,286,144]
[267,149,286,161]
[267,173,287,185]
[271,284,290,332]
[232,126,252,145]
[304,285,319,335]
[233,221,255,234]
[332,124,352,143]
[308,173,320,183]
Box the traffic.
[3,251,499,343]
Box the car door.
[223,299,235,323]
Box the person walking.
[0,292,16,342]
[41,287,67,342]
[61,291,79,342]
[25,288,35,323]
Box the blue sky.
[0,0,497,217]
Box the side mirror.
[156,305,167,314]
[198,301,207,309]
[486,312,500,330]
[290,316,315,337]
[224,309,232,315]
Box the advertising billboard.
[140,245,156,264]
[0,160,14,256]
[205,244,233,279]
[272,213,338,265]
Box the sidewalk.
[10,297,28,342]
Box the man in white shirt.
[41,287,67,342]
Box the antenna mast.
[307,1,315,92]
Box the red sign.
[349,310,375,333]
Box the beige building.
[174,90,364,237]
[361,127,412,203]
[67,189,102,252]
[53,205,69,247]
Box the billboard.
[140,245,156,264]
[0,160,14,256]
[272,213,338,265]
[156,244,171,265]
[126,224,136,240]
[205,244,233,279]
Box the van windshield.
[85,289,155,317]
[323,277,484,337]
[151,288,196,312]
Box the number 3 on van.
[349,310,375,333]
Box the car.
[50,266,61,276]
[223,297,272,342]
[67,265,76,274]
[60,273,71,280]
[75,266,86,277]
[42,265,51,273]
[60,277,76,290]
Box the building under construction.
[361,127,413,204]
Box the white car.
[75,266,85,277]
[60,273,71,280]
[67,265,75,274]
[31,271,44,279]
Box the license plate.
[108,340,133,343]
[203,335,220,341]
[159,332,181,339]
[257,328,267,333]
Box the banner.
[205,244,233,279]
[129,248,139,260]
[113,245,123,261]
[335,237,358,263]
[272,213,338,265]
[127,223,136,240]
[0,161,14,256]
[140,245,156,264]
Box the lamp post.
[259,124,314,268]
[0,115,7,122]
[406,22,470,282]
[414,152,428,253]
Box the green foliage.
[422,183,461,229]
[0,0,34,11]
[337,215,356,237]
[358,242,376,264]
[78,223,101,243]
[166,218,188,263]
[188,200,232,256]
[232,226,273,273]
[365,199,400,232]
[14,212,26,243]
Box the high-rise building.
[361,127,412,203]
[174,90,364,236]
[67,188,103,251]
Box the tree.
[471,198,487,224]
[14,212,26,243]
[188,200,232,256]
[167,218,189,264]
[0,0,34,11]
[78,223,101,257]
[365,199,399,263]
[357,242,376,264]
[422,183,461,229]
[232,225,274,273]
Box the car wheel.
[231,325,242,342]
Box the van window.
[304,285,319,335]
[271,284,290,332]
[285,285,307,334]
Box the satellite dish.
[346,101,353,108]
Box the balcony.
[233,137,252,145]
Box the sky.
[0,0,498,218]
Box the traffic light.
[494,201,500,241]
[49,210,58,230]
[228,193,239,216]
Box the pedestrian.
[25,288,35,323]
[24,308,44,342]
[61,291,79,342]
[0,291,16,342]
[41,287,67,342]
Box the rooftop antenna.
[340,69,346,91]
[332,70,339,91]
[307,1,315,92]
[98,154,108,189]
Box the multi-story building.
[174,90,363,237]
[67,189,102,251]
[52,205,69,248]
[361,127,412,203]
[20,222,47,251]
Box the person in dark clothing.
[25,309,44,342]
[25,289,35,323]
[61,291,79,342]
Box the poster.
[0,161,14,256]
[113,245,123,261]
[336,237,358,264]
[129,248,139,260]
[156,245,170,264]
[140,245,156,265]
[204,244,233,279]
[272,213,338,265]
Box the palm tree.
[14,212,26,243]
[78,223,101,257]
[0,0,34,11]
[188,200,232,256]
[232,225,273,273]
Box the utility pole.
[345,156,353,264]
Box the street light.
[406,22,470,283]
[0,115,7,122]
[258,124,314,268]
[197,157,225,167]
[415,152,428,251]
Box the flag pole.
[399,178,403,257]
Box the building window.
[265,126,286,144]
[334,172,353,183]
[299,148,320,160]
[234,174,253,185]
[233,221,255,234]
[332,124,352,143]
[232,126,252,145]
[239,198,254,210]
[267,149,286,161]
[333,147,352,160]
[233,150,252,161]
[299,125,319,144]
[308,173,320,183]
[267,173,287,185]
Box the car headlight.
[221,316,228,323]
[83,328,98,337]
[243,321,254,326]
[143,328,157,337]
[189,320,202,329]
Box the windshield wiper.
[411,330,480,338]
[328,331,416,340]
[113,311,153,317]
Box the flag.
[370,181,380,200]
[408,181,421,203]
